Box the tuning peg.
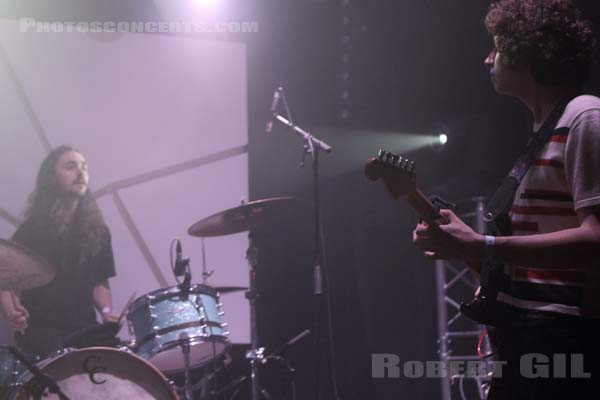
[409,161,416,173]
[384,152,393,164]
[378,149,385,160]
[397,158,405,170]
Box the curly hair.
[485,0,596,87]
[26,145,107,257]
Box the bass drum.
[4,347,178,400]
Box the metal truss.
[435,197,491,400]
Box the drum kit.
[0,197,300,400]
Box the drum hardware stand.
[201,334,223,400]
[6,346,70,400]
[211,374,247,398]
[214,330,309,400]
[245,231,265,400]
[266,86,333,400]
[171,239,197,399]
[270,329,311,356]
[266,329,310,400]
[178,333,194,400]
[217,377,272,400]
[201,237,215,284]
[170,350,227,400]
[195,361,226,400]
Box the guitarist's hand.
[413,209,485,262]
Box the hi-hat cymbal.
[188,197,300,237]
[0,239,56,291]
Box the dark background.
[3,1,600,399]
[246,2,600,400]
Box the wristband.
[483,235,495,263]
[101,307,111,315]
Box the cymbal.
[0,239,55,291]
[188,197,300,237]
[214,286,248,294]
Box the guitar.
[364,149,448,226]
[365,149,509,326]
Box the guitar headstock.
[364,149,416,199]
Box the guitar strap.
[479,97,573,288]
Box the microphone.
[174,239,184,276]
[265,87,282,133]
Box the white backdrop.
[0,18,250,344]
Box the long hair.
[485,0,596,88]
[25,145,106,257]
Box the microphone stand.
[7,346,70,400]
[171,240,194,399]
[271,114,333,154]
[267,88,333,400]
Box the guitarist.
[413,0,600,398]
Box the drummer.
[0,145,119,357]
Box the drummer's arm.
[0,290,29,331]
[93,280,118,323]
[0,290,15,317]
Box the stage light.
[154,0,221,20]
[430,131,448,152]
[193,0,218,7]
[429,121,450,151]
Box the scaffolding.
[435,197,491,400]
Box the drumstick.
[117,292,137,327]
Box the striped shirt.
[497,95,600,317]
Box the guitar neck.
[406,188,446,226]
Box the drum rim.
[128,284,219,310]
[137,329,230,353]
[7,347,179,399]
[134,320,226,348]
[140,336,231,373]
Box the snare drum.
[127,284,229,373]
[4,347,178,400]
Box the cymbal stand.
[201,237,214,284]
[245,232,265,400]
